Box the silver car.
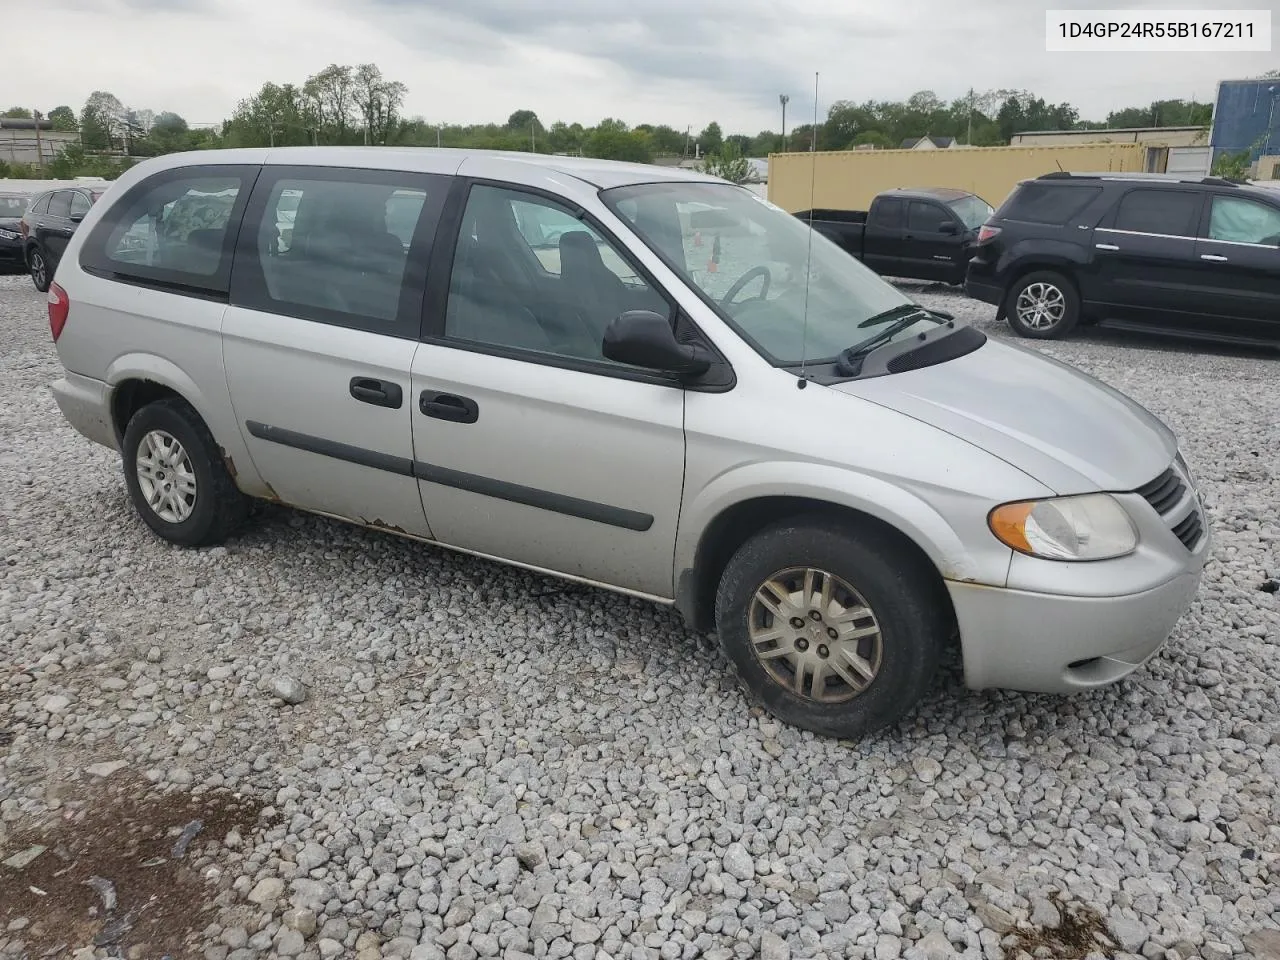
[45,147,1209,738]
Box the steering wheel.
[720,265,771,306]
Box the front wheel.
[28,247,50,293]
[1004,270,1080,340]
[714,517,947,739]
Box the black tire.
[121,397,247,547]
[1003,270,1080,340]
[28,246,50,293]
[714,515,947,739]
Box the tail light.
[48,282,69,342]
[976,224,1002,244]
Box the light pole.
[779,94,790,152]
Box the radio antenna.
[798,70,819,387]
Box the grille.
[1135,467,1185,516]
[1172,509,1204,550]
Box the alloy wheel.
[1015,281,1066,330]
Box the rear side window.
[69,191,91,219]
[998,183,1102,224]
[80,166,256,296]
[48,192,71,218]
[231,166,449,336]
[872,198,905,229]
[1113,189,1201,237]
[1208,196,1280,245]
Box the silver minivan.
[46,147,1209,738]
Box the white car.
[45,147,1208,738]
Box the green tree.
[48,105,77,131]
[546,121,587,155]
[586,119,652,162]
[354,63,407,144]
[699,141,752,183]
[698,122,723,155]
[2,107,32,119]
[81,91,125,150]
[506,109,539,130]
[635,123,685,155]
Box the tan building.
[1009,125,1207,147]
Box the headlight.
[988,494,1138,561]
[0,229,19,241]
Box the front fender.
[675,461,1006,587]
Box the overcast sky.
[17,0,1278,133]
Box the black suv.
[20,183,109,292]
[965,172,1280,346]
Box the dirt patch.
[0,776,264,959]
[1006,891,1118,959]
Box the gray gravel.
[1,270,1279,960]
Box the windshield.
[947,194,993,230]
[0,196,29,217]
[603,181,926,365]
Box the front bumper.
[0,238,23,264]
[948,558,1205,693]
[51,374,118,451]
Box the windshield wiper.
[856,303,924,329]
[836,309,933,376]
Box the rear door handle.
[1095,243,1119,251]
[420,391,479,424]
[1200,254,1228,262]
[349,377,403,409]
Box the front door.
[903,200,965,282]
[1192,193,1280,342]
[410,182,687,598]
[1091,187,1206,332]
[223,165,451,536]
[861,197,906,276]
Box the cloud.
[14,0,1273,134]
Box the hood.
[0,217,21,232]
[831,336,1175,494]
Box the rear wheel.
[28,246,50,292]
[714,516,947,739]
[121,398,248,547]
[1004,270,1079,340]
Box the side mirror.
[602,310,712,377]
[69,213,85,224]
[938,221,959,235]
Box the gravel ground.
[1,270,1279,960]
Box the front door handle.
[420,391,479,424]
[1095,243,1119,251]
[349,377,403,409]
[1200,254,1228,262]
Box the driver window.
[907,202,950,234]
[444,185,670,364]
[1208,196,1280,246]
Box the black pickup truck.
[795,187,993,284]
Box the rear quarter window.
[996,183,1103,225]
[79,166,257,297]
